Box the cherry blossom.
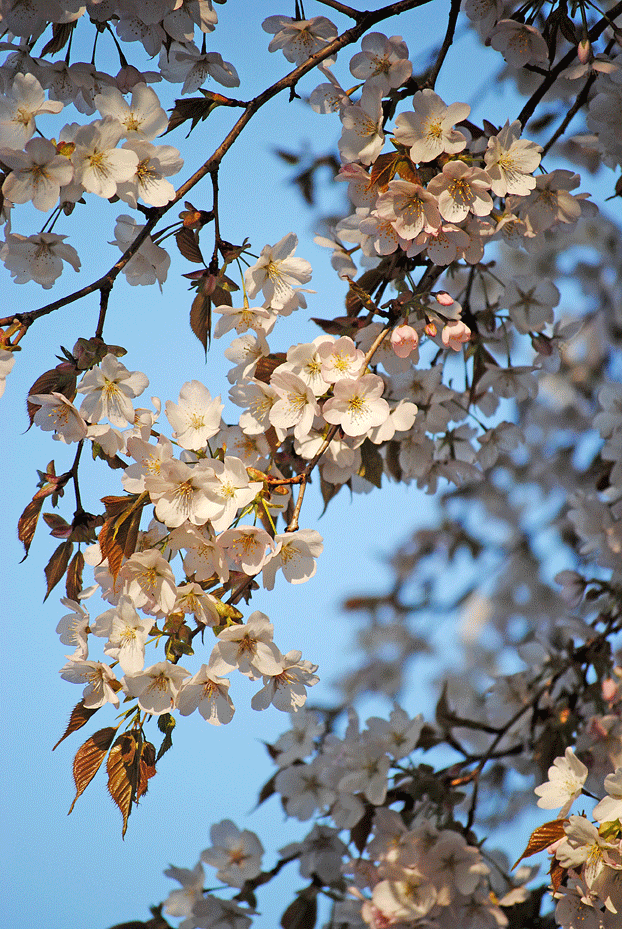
[349,32,412,94]
[177,663,235,725]
[484,120,542,197]
[116,140,183,208]
[394,89,470,163]
[200,820,264,888]
[1,138,74,211]
[2,231,80,288]
[77,353,149,427]
[0,72,63,150]
[209,611,283,680]
[323,374,390,437]
[94,82,168,140]
[489,20,549,68]
[339,82,385,166]
[71,116,139,198]
[28,392,88,443]
[535,747,589,817]
[59,658,120,709]
[124,660,190,715]
[426,161,493,223]
[244,233,312,310]
[164,380,223,450]
[262,15,338,65]
[251,650,320,712]
[262,528,324,590]
[109,214,170,288]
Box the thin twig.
[518,0,622,128]
[426,0,462,90]
[0,0,433,334]
[315,0,363,19]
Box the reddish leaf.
[350,803,374,854]
[190,291,211,351]
[107,733,138,838]
[41,20,75,56]
[550,857,566,892]
[44,539,74,601]
[281,889,318,929]
[98,493,148,580]
[66,549,85,601]
[26,366,77,427]
[358,439,383,489]
[254,353,286,384]
[156,714,175,762]
[512,819,568,869]
[166,96,216,134]
[42,512,72,537]
[53,701,99,751]
[68,727,116,814]
[136,742,157,801]
[175,227,204,264]
[17,495,45,558]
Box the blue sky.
[0,4,572,927]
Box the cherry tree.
[2,1,622,927]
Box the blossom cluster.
[532,749,622,927]
[3,2,622,927]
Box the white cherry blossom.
[164,380,223,450]
[262,15,338,65]
[2,231,80,288]
[1,138,74,211]
[77,353,149,427]
[177,663,235,725]
[394,89,470,163]
[94,82,168,140]
[71,116,139,198]
[209,611,283,680]
[201,820,263,888]
[0,72,63,150]
[535,747,589,817]
[124,660,190,715]
[323,374,390,437]
[29,392,88,443]
[244,233,312,311]
[349,33,412,95]
[262,529,324,590]
[484,120,542,197]
[339,83,385,166]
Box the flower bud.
[390,324,419,358]
[577,39,591,64]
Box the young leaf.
[98,492,149,580]
[66,549,85,601]
[190,291,211,352]
[18,495,45,559]
[280,889,318,929]
[68,727,117,814]
[136,741,157,801]
[53,700,99,751]
[44,539,74,601]
[358,439,383,489]
[26,366,77,427]
[107,733,139,838]
[176,227,205,264]
[512,819,568,869]
[156,713,175,762]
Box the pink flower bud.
[390,325,419,358]
[442,320,472,351]
[602,677,619,704]
[435,291,455,307]
[424,322,437,338]
[577,39,591,64]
